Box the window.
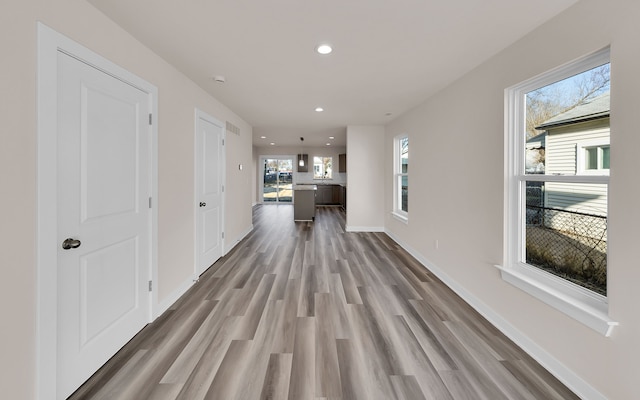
[393,135,408,221]
[313,156,332,179]
[587,146,609,170]
[579,140,610,174]
[502,48,617,336]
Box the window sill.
[495,264,618,336]
[391,211,408,224]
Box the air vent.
[226,121,240,136]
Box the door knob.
[199,202,206,207]
[62,238,82,250]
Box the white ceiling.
[88,0,577,147]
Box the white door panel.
[203,208,221,253]
[195,111,224,276]
[82,85,139,221]
[56,52,151,399]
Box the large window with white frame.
[393,135,409,220]
[502,48,617,336]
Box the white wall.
[384,0,640,398]
[0,1,253,398]
[347,126,385,231]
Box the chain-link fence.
[525,205,607,295]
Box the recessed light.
[213,75,226,83]
[270,142,275,146]
[329,136,335,139]
[385,112,393,116]
[315,107,324,112]
[260,136,267,139]
[326,143,331,146]
[316,44,333,55]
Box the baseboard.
[154,276,197,319]
[224,224,253,255]
[346,225,385,232]
[384,229,607,400]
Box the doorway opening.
[263,158,293,203]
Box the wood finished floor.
[69,205,580,400]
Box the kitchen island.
[293,184,316,221]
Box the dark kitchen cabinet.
[315,184,343,205]
[338,153,347,173]
[332,185,342,204]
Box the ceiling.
[88,0,577,147]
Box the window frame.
[500,47,617,336]
[392,134,409,222]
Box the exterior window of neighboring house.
[502,48,617,336]
[580,142,610,173]
[313,156,332,179]
[393,135,408,221]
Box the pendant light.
[298,137,305,167]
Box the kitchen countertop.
[298,182,346,187]
[293,184,317,190]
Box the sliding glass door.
[263,158,293,203]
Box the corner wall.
[347,126,385,231]
[384,0,640,398]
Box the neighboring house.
[525,131,546,174]
[536,92,610,216]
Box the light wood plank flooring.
[69,205,579,400]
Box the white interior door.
[195,111,225,276]
[56,52,152,399]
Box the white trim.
[384,230,608,400]
[194,109,226,278]
[391,211,409,224]
[36,23,159,399]
[522,174,609,184]
[346,225,385,232]
[495,265,617,336]
[503,47,615,336]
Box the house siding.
[544,119,609,216]
[544,182,608,214]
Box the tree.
[525,64,610,139]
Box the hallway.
[69,205,578,399]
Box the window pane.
[394,135,408,216]
[263,158,293,203]
[585,147,597,170]
[324,157,332,179]
[602,146,610,169]
[399,176,408,213]
[524,181,607,295]
[277,159,293,202]
[400,137,408,173]
[313,156,332,179]
[525,63,610,176]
